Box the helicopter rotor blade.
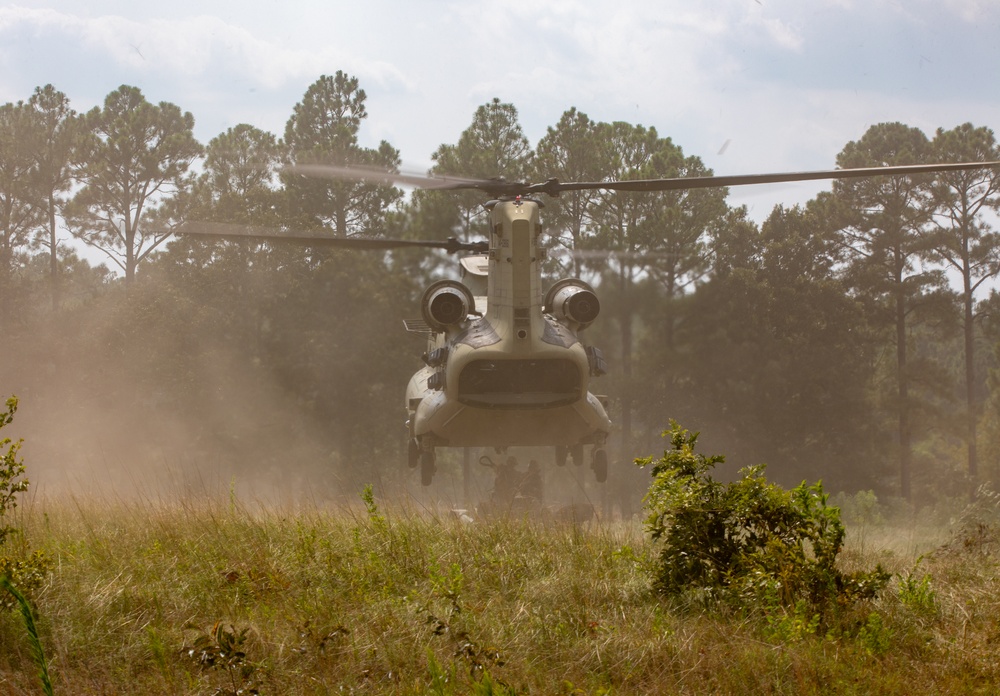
[548,161,1000,195]
[283,164,487,191]
[286,160,1000,198]
[174,221,488,254]
[181,161,1000,255]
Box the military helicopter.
[179,159,1000,487]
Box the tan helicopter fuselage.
[405,197,611,451]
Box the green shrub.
[1,396,50,609]
[637,421,890,627]
[856,612,893,656]
[0,395,29,547]
[829,489,884,527]
[897,562,937,619]
[182,622,262,695]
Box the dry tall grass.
[1,488,999,694]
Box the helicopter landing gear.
[555,445,568,467]
[407,438,419,469]
[591,447,608,483]
[420,448,436,487]
[571,444,585,466]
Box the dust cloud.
[3,296,361,507]
[1,286,617,517]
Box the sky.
[2,0,1000,223]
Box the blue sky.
[2,0,999,221]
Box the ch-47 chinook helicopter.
[179,159,1000,488]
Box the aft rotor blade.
[284,164,543,197]
[283,164,485,190]
[175,222,487,254]
[552,161,1000,195]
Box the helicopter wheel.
[571,444,585,467]
[407,438,419,469]
[592,448,608,483]
[555,445,568,467]
[420,449,436,487]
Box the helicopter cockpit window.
[458,359,581,408]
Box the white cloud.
[757,17,804,52]
[902,0,998,23]
[0,6,412,91]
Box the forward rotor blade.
[174,222,487,254]
[548,161,1000,195]
[283,164,485,190]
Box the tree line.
[1,72,999,506]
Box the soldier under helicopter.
[479,455,544,515]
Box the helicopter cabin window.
[458,359,581,408]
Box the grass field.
[1,487,999,695]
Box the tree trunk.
[619,261,633,457]
[616,261,635,519]
[0,238,10,328]
[895,260,911,501]
[125,219,137,286]
[963,264,978,499]
[48,192,60,311]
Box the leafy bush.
[0,396,29,546]
[637,421,890,626]
[182,622,262,696]
[897,561,937,619]
[856,612,893,656]
[1,396,50,610]
[829,489,884,527]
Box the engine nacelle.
[421,280,474,332]
[544,279,601,330]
